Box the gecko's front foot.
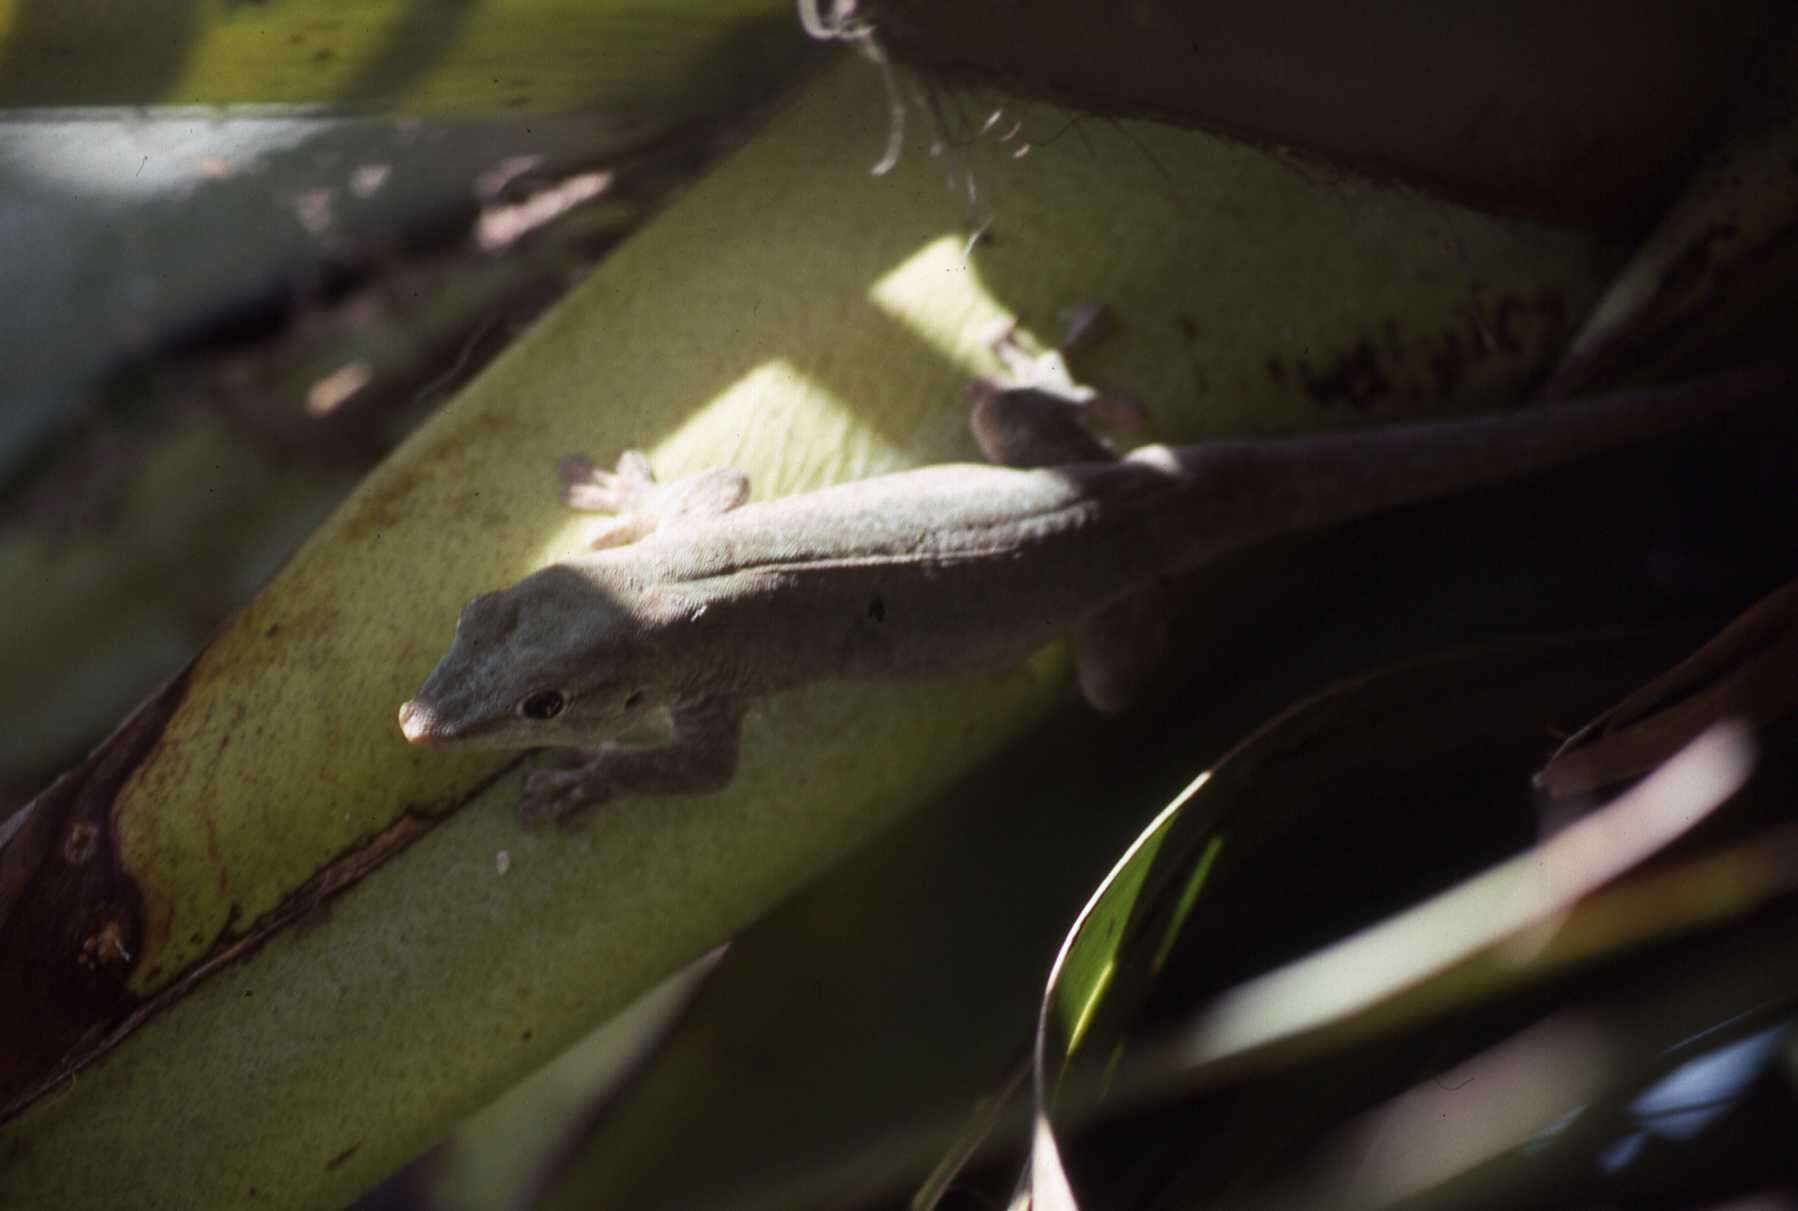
[513,697,746,829]
[558,450,750,548]
[519,755,617,829]
[558,451,660,548]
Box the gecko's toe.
[516,799,554,830]
[520,767,612,829]
[615,450,657,483]
[976,315,1019,354]
[519,769,573,828]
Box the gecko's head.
[398,564,660,751]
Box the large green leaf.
[0,54,1609,1210]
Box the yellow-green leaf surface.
[0,55,1609,1211]
[0,0,798,112]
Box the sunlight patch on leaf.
[867,235,1010,371]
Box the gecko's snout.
[397,699,440,746]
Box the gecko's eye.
[518,690,566,720]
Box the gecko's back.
[599,457,1191,690]
[602,366,1787,694]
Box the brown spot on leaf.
[335,463,419,544]
[1289,289,1568,411]
[339,412,519,544]
[4,795,443,1122]
[324,1143,361,1171]
[1297,339,1391,410]
[0,635,464,1122]
[0,669,186,1110]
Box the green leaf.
[0,54,1611,1210]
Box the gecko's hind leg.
[969,382,1119,468]
[559,450,749,548]
[969,305,1147,468]
[1075,586,1172,714]
[965,311,1171,712]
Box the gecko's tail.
[1162,364,1792,571]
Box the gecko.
[397,326,1786,827]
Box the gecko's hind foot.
[969,302,1149,468]
[971,384,1118,468]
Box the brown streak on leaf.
[1,803,444,1123]
[335,464,422,545]
[0,667,191,1107]
[1294,289,1567,411]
